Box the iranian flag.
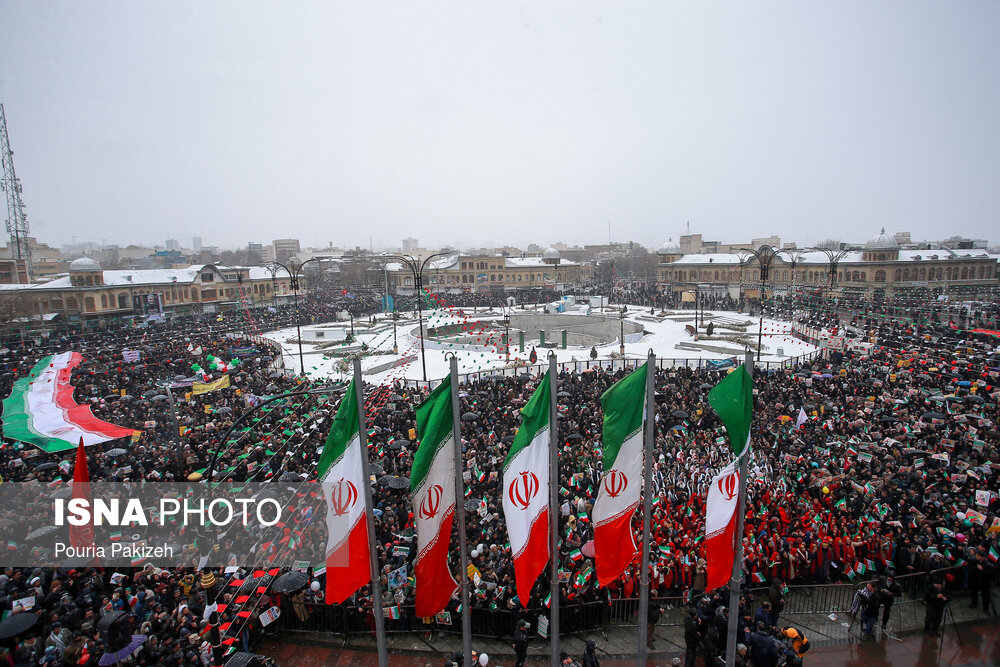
[708,364,753,456]
[593,362,647,587]
[705,364,754,592]
[705,461,741,591]
[319,378,372,605]
[2,353,133,452]
[502,373,552,607]
[412,375,460,617]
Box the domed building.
[862,228,900,262]
[69,257,104,287]
[542,247,561,264]
[656,238,683,263]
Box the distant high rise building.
[272,238,301,263]
[192,236,202,251]
[248,242,263,255]
[402,237,419,253]
[165,239,179,251]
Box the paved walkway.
[259,604,1000,666]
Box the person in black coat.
[683,608,701,667]
[968,547,995,612]
[879,571,902,629]
[647,597,664,649]
[582,640,600,667]
[923,582,950,634]
[513,619,531,667]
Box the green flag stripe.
[318,378,360,479]
[599,362,647,468]
[707,364,753,455]
[503,373,551,472]
[412,374,453,493]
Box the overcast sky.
[2,1,998,252]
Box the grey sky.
[2,1,998,251]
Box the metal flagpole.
[449,355,473,667]
[725,350,754,667]
[548,352,560,667]
[353,358,388,667]
[638,351,655,663]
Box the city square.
[1,2,999,666]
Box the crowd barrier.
[274,564,995,641]
[396,349,825,390]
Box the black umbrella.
[120,395,134,401]
[215,407,233,414]
[672,410,689,419]
[387,476,410,489]
[462,412,480,421]
[26,525,58,541]
[0,613,37,639]
[879,415,898,423]
[502,435,515,444]
[369,463,384,476]
[151,395,168,402]
[566,433,583,440]
[921,412,945,420]
[105,448,128,457]
[966,395,985,404]
[268,570,307,594]
[34,462,58,471]
[388,441,403,451]
[104,394,120,400]
[464,499,480,512]
[556,391,571,398]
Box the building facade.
[657,230,999,300]
[387,248,592,294]
[0,260,296,326]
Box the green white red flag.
[593,362,647,587]
[502,373,551,607]
[318,379,371,604]
[2,353,133,453]
[708,364,753,455]
[412,375,460,617]
[705,461,741,591]
[705,364,754,591]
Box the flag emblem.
[329,478,358,516]
[602,470,628,498]
[419,484,444,519]
[507,471,540,510]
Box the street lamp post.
[383,252,452,382]
[619,305,627,356]
[391,311,398,355]
[500,303,511,362]
[267,258,324,375]
[740,245,779,362]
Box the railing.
[395,348,825,390]
[274,564,993,641]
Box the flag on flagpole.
[319,378,371,604]
[69,438,98,560]
[502,373,551,607]
[593,362,647,587]
[795,407,808,431]
[708,365,754,455]
[705,461,741,591]
[411,375,460,618]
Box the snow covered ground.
[263,306,820,385]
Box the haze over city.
[2,1,998,252]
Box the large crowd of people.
[0,285,997,666]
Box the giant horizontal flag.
[319,378,372,604]
[502,373,551,607]
[594,362,647,587]
[412,374,460,617]
[2,353,133,453]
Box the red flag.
[69,438,98,560]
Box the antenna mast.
[0,104,32,282]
